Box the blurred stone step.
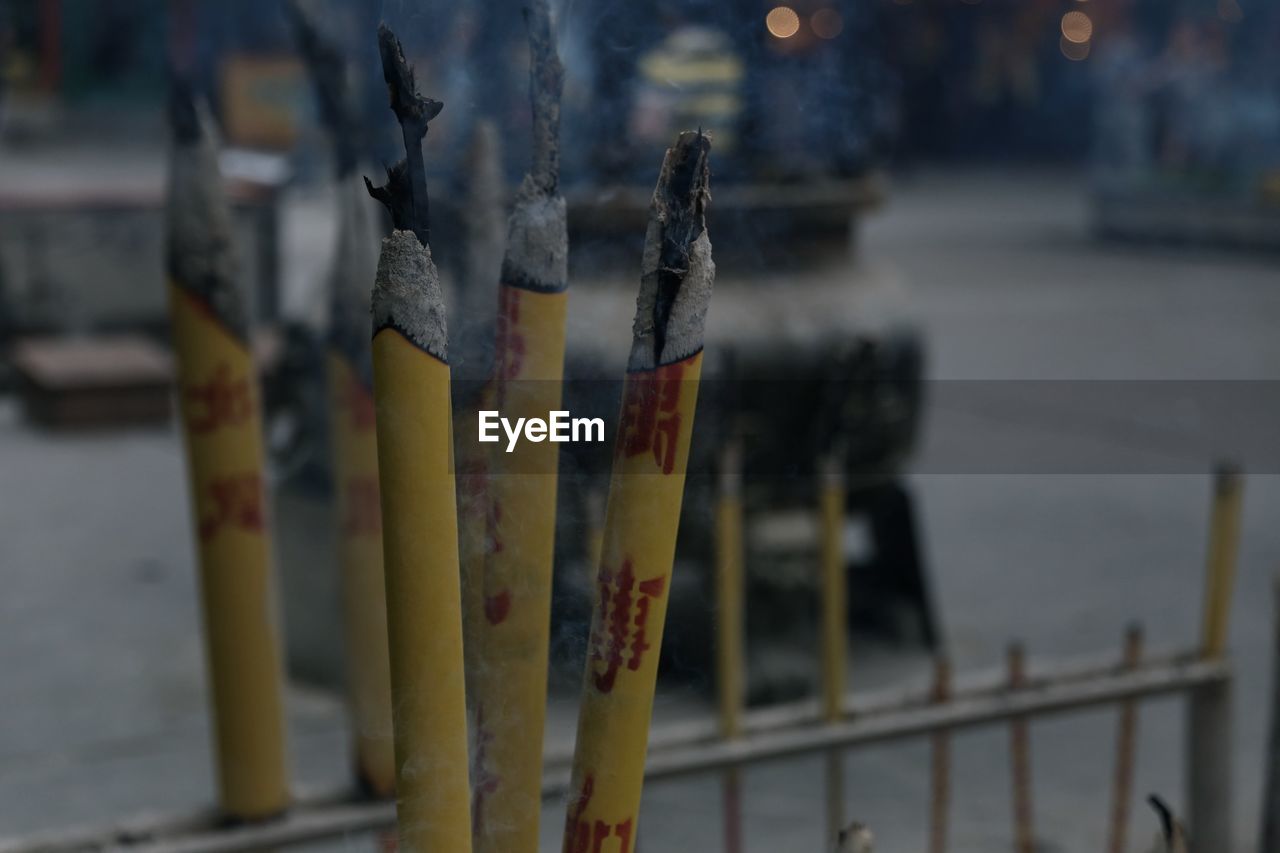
[11,335,173,428]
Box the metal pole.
[1008,644,1034,853]
[1258,574,1280,853]
[715,443,746,853]
[1200,463,1244,659]
[928,657,952,853]
[819,455,848,843]
[1107,625,1143,853]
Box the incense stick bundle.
[365,26,471,853]
[288,1,395,796]
[562,130,713,852]
[165,81,290,820]
[466,4,569,851]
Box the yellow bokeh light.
[1060,11,1093,44]
[811,8,844,39]
[766,6,802,39]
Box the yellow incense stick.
[165,82,289,820]
[287,1,395,795]
[365,28,470,852]
[468,5,569,851]
[328,210,396,796]
[563,131,714,853]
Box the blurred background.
[2,0,1280,851]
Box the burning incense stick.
[365,26,470,853]
[467,4,568,852]
[165,79,290,820]
[456,119,504,718]
[562,130,713,853]
[456,119,506,377]
[288,0,394,797]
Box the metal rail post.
[1107,625,1143,853]
[1189,463,1242,853]
[1261,574,1280,853]
[928,657,952,853]
[715,443,746,853]
[1008,643,1034,853]
[819,455,848,843]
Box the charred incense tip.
[372,229,449,362]
[165,77,248,341]
[377,24,444,137]
[523,0,564,195]
[287,0,358,176]
[499,0,567,295]
[630,130,714,371]
[368,24,442,249]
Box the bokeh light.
[766,6,802,39]
[1060,11,1093,44]
[1060,34,1091,61]
[811,8,844,39]
[1218,0,1244,23]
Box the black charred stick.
[365,24,443,248]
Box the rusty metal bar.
[1106,625,1143,853]
[928,657,952,853]
[819,454,848,842]
[715,443,746,853]
[1008,644,1035,853]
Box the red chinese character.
[342,476,381,536]
[563,776,634,853]
[483,497,511,624]
[184,363,253,434]
[615,363,684,474]
[494,287,526,390]
[471,703,501,837]
[588,559,667,693]
[198,473,264,542]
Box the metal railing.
[0,466,1246,853]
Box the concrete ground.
[2,168,1278,852]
